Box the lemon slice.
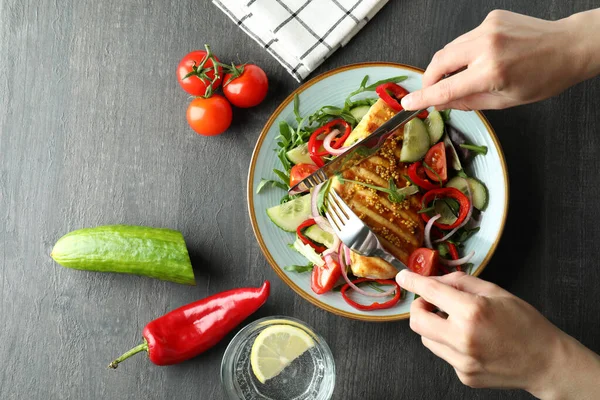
[250,324,316,384]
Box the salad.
[257,75,489,312]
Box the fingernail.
[401,94,414,110]
[396,269,409,286]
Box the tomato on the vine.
[186,95,232,136]
[177,47,223,97]
[223,64,268,108]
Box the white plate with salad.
[248,62,508,322]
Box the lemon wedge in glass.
[250,324,316,384]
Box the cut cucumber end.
[349,105,371,123]
[304,225,335,248]
[400,118,431,162]
[446,176,489,211]
[425,110,444,145]
[266,194,312,232]
[286,143,315,166]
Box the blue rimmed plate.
[247,62,508,321]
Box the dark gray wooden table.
[2,0,599,399]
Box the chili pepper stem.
[108,340,148,369]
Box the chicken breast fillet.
[330,99,424,279]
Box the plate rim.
[247,61,509,322]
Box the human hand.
[401,9,600,111]
[396,270,600,399]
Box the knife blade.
[288,107,425,195]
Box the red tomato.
[407,248,439,276]
[311,258,341,294]
[289,163,318,187]
[424,142,448,182]
[186,95,232,136]
[177,50,223,96]
[223,64,269,108]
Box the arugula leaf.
[284,263,314,273]
[256,178,288,193]
[418,205,435,214]
[279,193,298,204]
[273,169,289,184]
[437,242,450,258]
[441,198,460,218]
[460,143,488,155]
[316,179,332,215]
[440,109,452,123]
[449,227,480,246]
[414,294,421,300]
[338,177,419,204]
[422,161,443,186]
[363,75,408,91]
[293,94,302,122]
[462,263,474,274]
[344,75,407,108]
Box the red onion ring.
[440,250,475,266]
[434,177,474,243]
[310,183,335,234]
[424,214,441,249]
[323,129,348,156]
[338,243,396,298]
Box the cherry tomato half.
[423,142,448,182]
[186,95,232,136]
[311,257,341,294]
[289,163,318,187]
[223,64,269,108]
[177,50,223,96]
[407,248,439,276]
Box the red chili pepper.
[108,281,270,368]
[307,119,352,165]
[446,242,462,271]
[296,219,327,253]
[375,83,409,111]
[421,187,470,230]
[417,110,429,119]
[408,162,439,191]
[341,278,401,311]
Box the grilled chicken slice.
[331,99,424,279]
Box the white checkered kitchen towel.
[213,0,388,81]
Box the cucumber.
[447,176,489,211]
[292,238,325,267]
[50,225,195,285]
[286,143,315,166]
[425,110,444,145]
[349,105,371,123]
[304,225,335,248]
[266,194,312,232]
[400,118,431,162]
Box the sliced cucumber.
[292,238,325,267]
[304,225,335,248]
[286,143,315,166]
[400,118,431,162]
[349,105,371,123]
[446,176,489,211]
[425,110,444,145]
[266,194,312,232]
[443,134,462,171]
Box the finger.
[409,297,455,347]
[401,69,487,111]
[422,40,480,88]
[430,271,503,296]
[397,269,472,314]
[446,26,483,46]
[434,92,513,111]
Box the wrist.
[527,331,600,400]
[559,9,600,82]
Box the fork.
[324,189,408,272]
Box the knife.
[288,107,425,195]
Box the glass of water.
[221,316,335,400]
